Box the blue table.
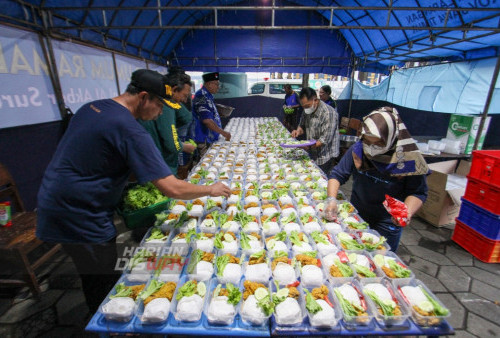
[86,311,454,337]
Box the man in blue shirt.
[283,84,303,132]
[192,72,231,159]
[36,69,230,315]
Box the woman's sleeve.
[403,174,428,202]
[327,146,354,184]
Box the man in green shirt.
[139,70,196,176]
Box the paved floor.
[0,178,499,337]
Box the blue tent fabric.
[339,56,500,115]
[2,0,499,75]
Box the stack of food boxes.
[453,150,500,263]
[93,118,452,335]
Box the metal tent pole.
[347,58,357,120]
[472,53,500,151]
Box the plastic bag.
[383,195,408,227]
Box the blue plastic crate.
[457,198,500,240]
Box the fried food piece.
[249,254,266,265]
[262,204,275,209]
[176,201,187,207]
[201,233,214,238]
[382,266,397,278]
[243,280,266,300]
[272,256,289,270]
[144,282,177,304]
[193,199,204,206]
[223,253,240,264]
[312,285,329,300]
[298,233,305,242]
[219,288,229,297]
[244,202,259,209]
[202,252,215,262]
[174,232,187,240]
[287,286,299,300]
[330,264,345,278]
[167,213,179,220]
[295,254,318,267]
[377,305,402,316]
[249,232,261,240]
[322,230,330,237]
[130,284,146,300]
[231,190,241,195]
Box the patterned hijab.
[352,107,429,176]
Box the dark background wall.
[1,96,498,211]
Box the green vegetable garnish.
[333,258,354,277]
[289,231,303,247]
[187,249,205,274]
[240,232,251,250]
[338,235,364,250]
[345,221,369,230]
[310,231,329,245]
[173,211,190,228]
[109,283,134,299]
[302,251,317,258]
[145,228,168,242]
[129,249,154,270]
[198,169,209,179]
[363,236,387,251]
[154,212,169,227]
[226,282,242,306]
[176,280,198,300]
[420,286,449,316]
[353,264,377,278]
[185,228,196,244]
[273,250,288,258]
[388,259,412,278]
[216,254,230,276]
[274,231,287,242]
[123,183,167,211]
[214,233,224,249]
[281,213,296,225]
[250,250,266,259]
[334,288,365,318]
[263,212,280,225]
[206,199,217,211]
[234,212,254,228]
[256,291,274,316]
[139,279,165,300]
[305,289,322,314]
[364,290,396,316]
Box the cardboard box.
[417,160,471,227]
[446,114,491,154]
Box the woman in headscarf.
[319,85,337,109]
[324,107,429,251]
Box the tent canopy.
[2,0,500,75]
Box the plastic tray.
[280,140,316,148]
[452,219,500,263]
[392,278,451,327]
[469,150,500,188]
[117,198,171,230]
[457,198,500,240]
[463,176,500,215]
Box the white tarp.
[340,57,500,115]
